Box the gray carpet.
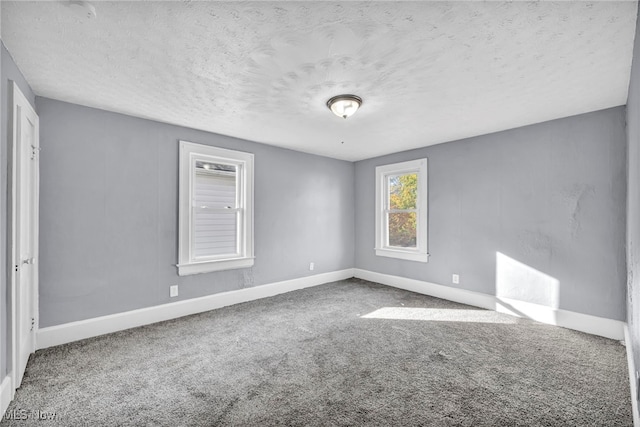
[1,279,632,426]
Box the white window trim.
[178,141,254,276]
[375,158,429,262]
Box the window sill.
[177,257,254,276]
[375,248,429,263]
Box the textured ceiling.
[2,1,637,161]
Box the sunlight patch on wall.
[361,307,517,324]
[496,252,559,309]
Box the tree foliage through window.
[388,173,418,247]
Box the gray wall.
[627,3,640,417]
[355,107,627,321]
[36,97,354,327]
[1,43,36,379]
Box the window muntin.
[375,159,428,262]
[178,141,254,275]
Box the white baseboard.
[0,375,13,420]
[625,325,640,427]
[37,269,355,350]
[37,267,625,348]
[354,269,625,340]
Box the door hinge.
[31,145,41,160]
[15,264,19,272]
[30,318,35,332]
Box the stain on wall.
[241,269,256,289]
[559,183,595,239]
[516,230,554,259]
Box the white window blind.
[193,164,239,258]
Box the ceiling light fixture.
[68,1,97,19]
[327,95,362,119]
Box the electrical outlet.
[309,262,315,271]
[452,274,460,284]
[170,285,179,298]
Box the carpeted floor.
[1,279,632,426]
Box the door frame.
[9,81,39,391]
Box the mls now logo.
[4,409,28,420]
[3,409,57,421]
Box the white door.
[11,81,39,389]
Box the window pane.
[194,162,237,209]
[388,212,417,248]
[388,173,418,210]
[193,211,238,258]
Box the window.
[178,141,254,275]
[375,158,428,262]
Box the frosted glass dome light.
[327,95,362,119]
